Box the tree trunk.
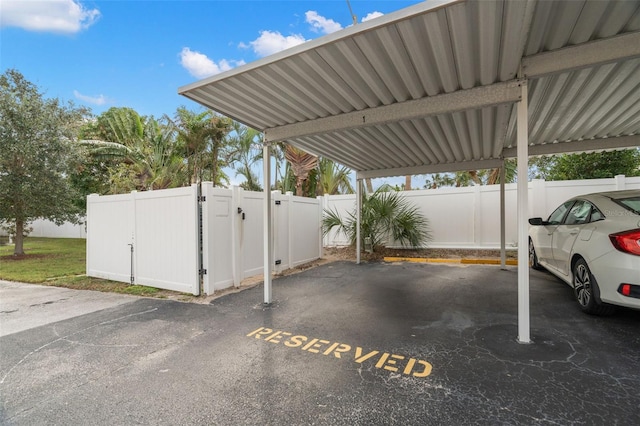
[405,175,412,191]
[295,179,304,197]
[487,168,501,185]
[14,219,25,256]
[365,178,374,193]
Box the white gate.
[86,186,200,295]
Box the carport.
[179,0,640,343]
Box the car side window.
[588,203,605,222]
[564,200,591,225]
[547,201,575,225]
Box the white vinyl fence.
[68,174,640,295]
[0,218,86,238]
[86,183,322,295]
[323,175,640,249]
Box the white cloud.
[73,90,107,105]
[247,30,307,57]
[0,0,100,34]
[305,11,342,34]
[362,12,384,22]
[179,47,245,79]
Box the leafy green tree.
[322,185,431,251]
[67,144,112,209]
[531,150,640,181]
[0,69,87,255]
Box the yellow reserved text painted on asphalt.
[247,327,432,378]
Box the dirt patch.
[0,254,52,261]
[322,246,517,262]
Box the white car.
[528,190,640,315]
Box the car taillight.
[609,229,640,256]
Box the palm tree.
[364,178,374,193]
[87,107,146,146]
[404,175,411,190]
[323,185,431,251]
[80,117,186,192]
[284,145,318,196]
[226,121,263,191]
[317,157,354,195]
[166,107,231,185]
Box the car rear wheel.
[573,258,615,315]
[529,239,543,270]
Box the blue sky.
[1,0,428,189]
[1,0,421,119]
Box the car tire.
[529,239,543,270]
[572,258,616,316]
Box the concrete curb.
[383,257,518,265]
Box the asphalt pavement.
[1,261,639,425]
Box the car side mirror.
[528,217,545,226]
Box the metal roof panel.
[179,0,640,178]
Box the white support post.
[356,179,362,264]
[317,195,324,260]
[517,81,531,344]
[263,144,273,305]
[500,161,506,270]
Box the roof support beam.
[522,31,640,78]
[356,158,503,180]
[502,135,640,158]
[265,81,523,143]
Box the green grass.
[0,237,86,282]
[0,237,170,297]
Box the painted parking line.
[247,327,432,378]
[384,257,518,265]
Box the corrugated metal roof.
[179,0,640,179]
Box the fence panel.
[322,194,356,246]
[202,185,235,294]
[28,219,86,238]
[403,188,476,247]
[290,195,322,267]
[86,194,134,283]
[133,187,199,295]
[323,175,640,249]
[240,191,265,278]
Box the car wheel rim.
[574,263,591,307]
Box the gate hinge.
[275,200,281,205]
[275,259,282,265]
[198,196,206,202]
[199,268,207,275]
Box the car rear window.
[614,196,640,215]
